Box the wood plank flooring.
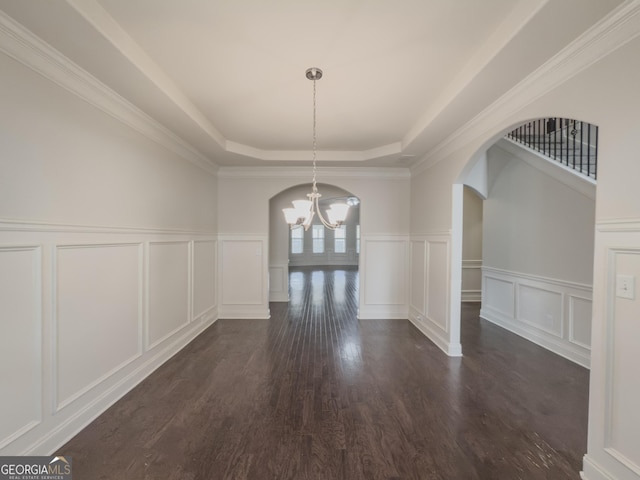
[60,266,589,479]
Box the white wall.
[409,19,640,480]
[0,40,218,456]
[219,169,410,319]
[483,143,595,284]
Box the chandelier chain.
[312,75,317,189]
[282,67,350,231]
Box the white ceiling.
[0,0,623,168]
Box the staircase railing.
[506,117,598,180]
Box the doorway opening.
[269,183,360,303]
[455,118,597,368]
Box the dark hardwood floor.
[60,266,589,479]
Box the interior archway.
[268,183,361,302]
[452,117,597,368]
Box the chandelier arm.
[314,196,340,230]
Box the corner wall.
[408,17,640,479]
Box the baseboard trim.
[218,306,271,320]
[481,307,590,368]
[409,311,462,357]
[581,455,615,480]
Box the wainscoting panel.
[408,233,458,355]
[409,240,426,315]
[147,242,190,349]
[0,219,216,456]
[481,267,591,367]
[219,236,269,319]
[569,295,592,348]
[483,274,515,318]
[56,243,142,410]
[359,236,408,319]
[605,248,640,474]
[426,240,450,331]
[582,220,640,480]
[517,284,563,337]
[193,240,217,320]
[269,263,289,302]
[0,246,41,449]
[462,259,482,302]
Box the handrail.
[506,118,598,180]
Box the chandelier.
[282,68,349,230]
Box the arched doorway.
[268,183,361,302]
[453,117,597,367]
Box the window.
[356,225,360,254]
[312,225,324,253]
[291,227,304,254]
[334,225,346,253]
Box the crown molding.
[0,10,218,175]
[217,166,411,180]
[226,141,403,163]
[411,0,640,176]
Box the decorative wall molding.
[0,225,217,455]
[146,241,191,351]
[0,245,42,450]
[581,219,640,480]
[218,166,411,180]
[0,11,218,175]
[597,218,640,232]
[53,243,144,413]
[359,236,409,319]
[0,217,216,236]
[269,263,289,302]
[219,236,270,320]
[603,247,640,475]
[462,259,482,302]
[411,0,640,176]
[481,266,592,368]
[408,233,461,356]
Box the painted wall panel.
[193,240,216,319]
[0,247,41,447]
[481,267,591,368]
[608,249,640,473]
[148,242,190,347]
[517,284,563,337]
[484,276,515,317]
[56,244,141,409]
[363,239,406,306]
[569,295,592,348]
[221,240,263,305]
[269,264,288,302]
[410,241,426,314]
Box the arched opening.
[454,117,597,367]
[449,116,597,470]
[268,183,361,303]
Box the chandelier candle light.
[283,68,350,230]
